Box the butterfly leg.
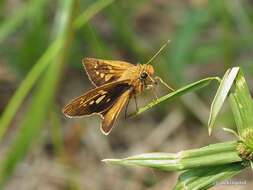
[124,97,139,118]
[134,95,138,112]
[146,84,158,100]
[145,78,158,100]
[154,76,174,91]
[151,86,158,100]
[124,98,130,119]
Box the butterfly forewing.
[63,80,131,117]
[101,89,131,135]
[83,58,134,86]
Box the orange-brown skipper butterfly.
[63,40,173,135]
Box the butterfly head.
[142,64,154,76]
[139,64,154,83]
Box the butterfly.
[63,41,173,135]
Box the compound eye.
[140,72,148,79]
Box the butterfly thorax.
[118,64,155,94]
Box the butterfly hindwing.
[63,80,131,118]
[83,57,134,86]
[100,89,131,135]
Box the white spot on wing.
[96,95,106,104]
[100,73,105,78]
[89,100,95,105]
[105,74,113,81]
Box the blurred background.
[0,0,253,189]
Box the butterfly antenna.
[145,39,171,65]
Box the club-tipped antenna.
[145,39,170,65]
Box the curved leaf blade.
[208,67,240,135]
[133,77,219,116]
[174,162,247,190]
[103,141,241,171]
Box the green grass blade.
[133,77,219,116]
[0,0,115,139]
[228,69,253,152]
[74,0,116,29]
[164,8,210,85]
[105,2,144,59]
[103,141,242,171]
[229,94,244,136]
[0,40,62,138]
[81,24,112,58]
[229,70,253,135]
[49,106,64,155]
[0,0,76,185]
[208,67,240,135]
[17,0,48,73]
[0,0,46,43]
[174,162,247,190]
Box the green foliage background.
[0,0,253,189]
